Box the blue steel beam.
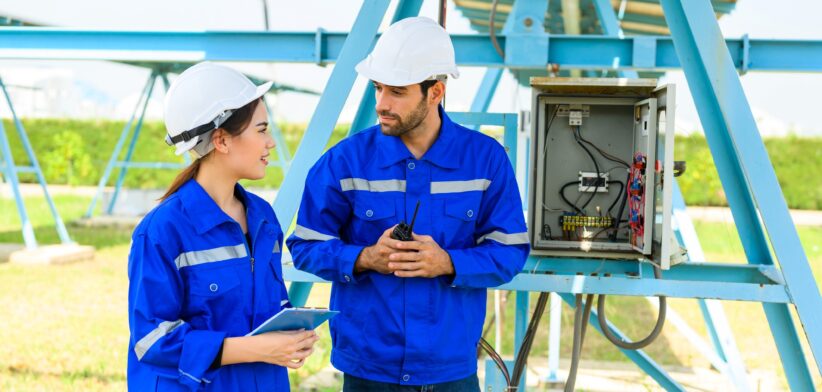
[3,28,822,72]
[85,72,154,218]
[348,0,423,136]
[281,0,391,307]
[107,73,157,214]
[498,273,790,303]
[283,262,792,304]
[0,76,71,245]
[469,68,503,115]
[660,0,820,388]
[521,257,782,285]
[0,78,36,248]
[594,4,749,388]
[349,83,377,136]
[262,96,291,170]
[672,181,752,390]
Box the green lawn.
[0,195,820,390]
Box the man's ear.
[211,128,230,154]
[429,81,445,105]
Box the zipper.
[247,218,265,331]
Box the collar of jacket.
[376,104,460,170]
[177,179,269,235]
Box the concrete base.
[74,215,143,229]
[297,364,342,391]
[9,244,95,265]
[0,243,26,263]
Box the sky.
[0,0,820,136]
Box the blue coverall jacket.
[127,179,291,391]
[287,106,529,385]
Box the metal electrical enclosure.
[527,78,680,269]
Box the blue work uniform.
[287,106,529,385]
[127,179,291,391]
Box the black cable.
[261,0,270,30]
[597,266,667,350]
[479,338,511,387]
[606,180,624,217]
[489,0,504,58]
[565,293,594,392]
[559,181,584,214]
[573,126,600,212]
[510,292,550,390]
[543,224,554,240]
[610,173,630,241]
[575,124,630,168]
[560,179,623,219]
[438,0,447,27]
[578,137,630,168]
[476,291,513,389]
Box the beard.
[378,97,429,137]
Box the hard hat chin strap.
[165,109,235,146]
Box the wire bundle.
[628,152,647,247]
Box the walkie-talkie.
[391,201,420,241]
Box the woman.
[127,62,318,391]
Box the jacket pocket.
[438,195,482,248]
[349,195,398,244]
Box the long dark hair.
[160,98,262,201]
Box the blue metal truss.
[282,0,393,306]
[3,28,822,73]
[591,1,751,389]
[1,0,819,389]
[659,1,821,389]
[281,1,821,390]
[0,76,71,248]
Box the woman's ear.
[211,128,231,154]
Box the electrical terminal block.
[560,215,613,232]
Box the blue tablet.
[247,308,339,336]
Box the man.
[287,17,529,391]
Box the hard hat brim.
[356,57,459,87]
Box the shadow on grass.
[3,364,125,384]
[0,223,133,250]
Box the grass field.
[4,118,821,209]
[0,195,820,390]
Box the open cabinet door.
[652,84,677,269]
[630,97,658,256]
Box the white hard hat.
[355,16,459,87]
[164,62,273,157]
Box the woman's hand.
[254,330,320,368]
[221,330,320,368]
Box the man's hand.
[354,226,410,274]
[387,233,455,278]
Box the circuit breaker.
[527,78,682,269]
